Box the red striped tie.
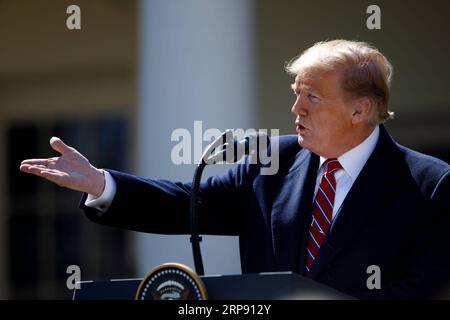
[305,158,342,275]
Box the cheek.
[329,110,351,130]
[316,113,349,139]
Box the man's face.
[291,68,356,158]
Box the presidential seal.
[135,263,208,300]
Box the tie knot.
[324,158,342,174]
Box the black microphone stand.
[189,130,232,276]
[190,160,206,276]
[189,130,264,275]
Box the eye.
[308,93,320,102]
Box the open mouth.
[296,123,308,134]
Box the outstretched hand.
[20,137,105,197]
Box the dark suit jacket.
[80,125,450,299]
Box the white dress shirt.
[84,170,117,212]
[85,126,380,216]
[314,125,380,227]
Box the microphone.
[190,130,270,276]
[202,131,269,165]
[235,131,269,158]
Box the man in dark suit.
[20,40,450,299]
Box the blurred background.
[0,0,449,299]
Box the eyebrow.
[291,82,316,94]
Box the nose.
[291,95,308,117]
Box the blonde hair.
[286,40,394,125]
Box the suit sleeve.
[79,156,258,236]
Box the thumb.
[50,136,72,155]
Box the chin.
[297,135,309,149]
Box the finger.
[50,137,72,155]
[20,164,42,175]
[24,166,68,185]
[21,158,57,166]
[20,164,49,175]
[19,164,28,172]
[21,164,52,174]
[20,163,41,172]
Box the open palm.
[20,137,105,197]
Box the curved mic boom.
[202,131,269,165]
[190,130,269,275]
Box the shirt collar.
[319,125,380,181]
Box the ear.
[350,97,371,124]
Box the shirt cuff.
[84,170,117,213]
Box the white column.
[136,0,256,276]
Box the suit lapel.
[271,149,319,271]
[308,125,400,279]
